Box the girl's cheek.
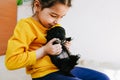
[47,15,57,23]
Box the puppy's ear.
[66,37,72,41]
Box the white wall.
[60,0,120,66]
[17,1,33,20]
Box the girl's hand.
[36,38,62,59]
[44,38,62,55]
[64,41,71,50]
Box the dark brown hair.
[32,0,72,10]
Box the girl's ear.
[33,0,41,13]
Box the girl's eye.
[51,14,58,18]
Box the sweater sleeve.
[5,20,37,70]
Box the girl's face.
[33,1,70,28]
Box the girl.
[5,0,110,80]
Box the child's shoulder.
[16,17,35,27]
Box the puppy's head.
[46,26,66,42]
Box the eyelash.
[51,15,58,18]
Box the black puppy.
[46,26,80,76]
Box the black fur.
[46,26,80,76]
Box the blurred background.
[0,0,120,80]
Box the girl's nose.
[53,19,60,24]
[54,20,58,24]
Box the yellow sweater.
[5,17,59,78]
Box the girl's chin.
[47,24,53,28]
